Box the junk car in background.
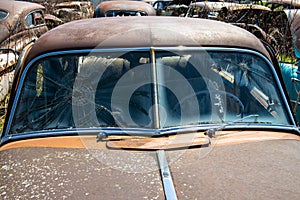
[0,0,48,115]
[279,12,300,123]
[0,16,299,199]
[94,0,156,17]
[52,1,94,23]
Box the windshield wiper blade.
[96,114,259,142]
[96,129,160,142]
[204,114,259,138]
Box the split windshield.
[11,49,290,133]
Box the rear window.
[105,10,148,17]
[0,10,8,20]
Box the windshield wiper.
[96,114,260,142]
[204,114,259,138]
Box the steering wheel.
[172,90,245,118]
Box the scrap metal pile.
[162,0,297,62]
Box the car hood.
[0,146,164,199]
[0,131,299,199]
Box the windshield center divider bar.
[156,150,178,200]
[151,47,160,129]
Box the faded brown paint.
[1,131,299,151]
[0,136,89,151]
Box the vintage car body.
[188,1,270,19]
[152,0,174,15]
[1,17,300,199]
[52,1,94,23]
[94,0,156,17]
[279,13,300,122]
[266,0,300,9]
[0,0,48,48]
[44,13,63,30]
[264,0,300,22]
[0,0,48,103]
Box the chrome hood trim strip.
[157,150,178,200]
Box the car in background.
[262,0,300,25]
[187,1,270,19]
[279,12,300,123]
[52,1,94,23]
[152,0,174,15]
[94,0,156,17]
[0,0,48,104]
[0,16,299,199]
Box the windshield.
[10,49,290,134]
[0,10,8,20]
[57,5,81,10]
[105,10,148,17]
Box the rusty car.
[94,0,156,17]
[0,0,48,105]
[0,16,299,199]
[186,1,271,19]
[278,12,300,123]
[52,1,94,23]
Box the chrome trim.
[157,150,178,200]
[150,47,160,129]
[4,47,298,136]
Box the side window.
[33,11,45,26]
[25,13,34,27]
[0,9,8,20]
[25,10,45,28]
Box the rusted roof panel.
[26,16,270,63]
[97,0,156,16]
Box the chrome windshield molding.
[159,124,300,135]
[3,48,152,136]
[0,127,160,146]
[157,150,178,200]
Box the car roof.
[95,0,157,16]
[56,1,91,7]
[267,0,300,7]
[0,0,45,44]
[25,16,271,63]
[190,2,271,11]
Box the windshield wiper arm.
[96,114,259,142]
[204,114,259,138]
